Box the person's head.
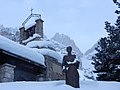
[66,46,72,53]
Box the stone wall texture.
[44,55,64,80]
[0,63,15,82]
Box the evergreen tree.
[92,0,120,81]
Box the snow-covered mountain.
[51,33,83,58]
[0,25,19,42]
[84,41,98,56]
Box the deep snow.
[0,80,120,90]
[0,35,45,66]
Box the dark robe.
[62,54,80,88]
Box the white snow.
[81,50,97,80]
[25,23,36,30]
[34,48,62,63]
[67,59,79,64]
[25,35,81,64]
[27,40,55,49]
[0,35,45,66]
[22,34,42,43]
[25,36,64,63]
[0,80,120,90]
[116,65,120,69]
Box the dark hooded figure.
[62,46,80,88]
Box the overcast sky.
[0,0,117,53]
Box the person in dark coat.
[62,46,80,88]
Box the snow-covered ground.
[0,80,120,90]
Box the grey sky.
[0,0,117,53]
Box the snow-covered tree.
[92,0,120,81]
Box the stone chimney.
[19,27,26,44]
[35,19,44,38]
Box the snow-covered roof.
[27,40,55,49]
[26,40,63,63]
[25,23,36,30]
[33,48,62,63]
[22,34,42,43]
[0,35,45,66]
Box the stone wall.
[44,55,64,80]
[14,67,36,81]
[0,63,15,82]
[0,57,64,82]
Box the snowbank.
[22,34,42,43]
[0,80,119,90]
[34,48,62,63]
[27,40,55,49]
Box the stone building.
[0,12,64,82]
[0,36,45,82]
[19,14,44,44]
[19,12,64,81]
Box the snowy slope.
[0,80,120,90]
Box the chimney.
[35,19,44,38]
[19,27,25,44]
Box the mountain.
[51,33,83,58]
[0,25,19,42]
[84,41,98,56]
